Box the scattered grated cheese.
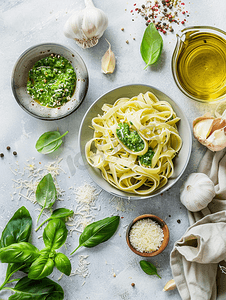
[66,183,101,233]
[11,158,65,204]
[109,196,136,212]
[70,255,90,284]
[129,219,164,253]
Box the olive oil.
[175,32,226,101]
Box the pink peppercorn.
[181,21,185,24]
[131,10,133,13]
[182,11,185,14]
[134,3,136,6]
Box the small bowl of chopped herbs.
[126,214,169,257]
[11,43,88,120]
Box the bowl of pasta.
[79,84,192,199]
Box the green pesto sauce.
[139,148,155,167]
[116,123,144,152]
[27,54,76,108]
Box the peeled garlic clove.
[180,173,215,212]
[163,279,176,292]
[193,113,226,151]
[101,40,115,74]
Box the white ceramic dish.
[79,84,192,200]
[11,43,88,120]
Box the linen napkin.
[170,148,226,300]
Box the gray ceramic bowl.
[11,43,88,120]
[79,84,192,200]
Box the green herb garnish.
[116,123,144,152]
[139,148,155,167]
[71,216,120,255]
[140,23,163,69]
[36,173,57,223]
[140,260,161,278]
[35,130,68,154]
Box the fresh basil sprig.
[35,208,74,232]
[0,206,32,248]
[36,130,68,154]
[36,173,57,223]
[28,219,71,280]
[0,207,66,297]
[140,260,161,278]
[140,23,163,69]
[71,216,120,255]
[7,276,64,300]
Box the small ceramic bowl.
[11,43,89,120]
[126,214,169,257]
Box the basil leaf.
[36,208,74,232]
[0,206,32,248]
[71,216,120,254]
[36,173,57,223]
[54,253,71,276]
[8,276,64,300]
[36,130,68,154]
[28,248,55,280]
[139,260,161,278]
[43,219,68,250]
[140,23,163,69]
[0,242,39,264]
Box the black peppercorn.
[6,146,10,150]
[13,151,17,156]
[0,153,4,158]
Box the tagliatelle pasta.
[85,91,182,195]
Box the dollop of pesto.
[27,54,76,108]
[116,123,144,152]
[139,148,155,167]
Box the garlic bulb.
[101,40,115,74]
[64,0,108,49]
[180,173,215,212]
[193,113,226,151]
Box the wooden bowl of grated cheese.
[126,214,169,257]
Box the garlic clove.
[163,279,176,292]
[193,113,226,151]
[101,40,116,74]
[180,173,215,212]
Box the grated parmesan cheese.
[66,183,101,233]
[11,158,65,203]
[129,218,164,253]
[70,255,90,284]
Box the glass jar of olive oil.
[172,26,226,102]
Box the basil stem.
[35,208,74,232]
[71,216,120,255]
